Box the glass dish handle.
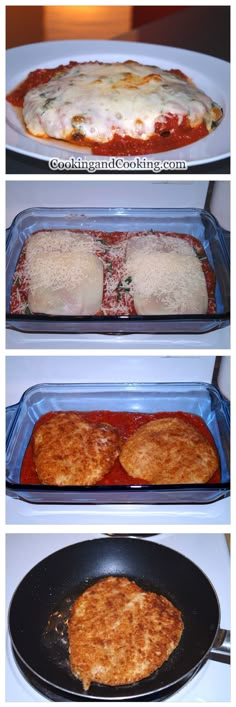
[222,228,230,262]
[222,396,230,424]
[6,404,19,436]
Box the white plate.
[6,40,230,166]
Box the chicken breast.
[125,235,208,315]
[33,412,122,485]
[68,576,184,690]
[25,230,103,315]
[28,251,103,315]
[119,416,218,483]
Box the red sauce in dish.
[20,410,220,486]
[6,62,78,108]
[7,62,210,156]
[90,122,208,156]
[10,229,216,317]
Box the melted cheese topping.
[22,60,220,143]
[126,235,208,314]
[25,230,103,315]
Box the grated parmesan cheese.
[126,238,208,315]
[10,229,211,316]
[25,230,103,315]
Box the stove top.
[12,648,203,702]
[6,534,230,702]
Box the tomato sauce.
[10,229,216,317]
[6,62,78,108]
[7,62,210,156]
[20,410,220,486]
[90,123,208,156]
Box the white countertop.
[6,495,230,526]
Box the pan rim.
[11,643,206,702]
[9,636,218,701]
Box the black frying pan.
[8,538,230,701]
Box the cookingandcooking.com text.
[49,157,187,173]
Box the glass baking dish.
[6,207,230,335]
[6,382,230,504]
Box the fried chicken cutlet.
[119,416,218,483]
[33,411,122,485]
[68,576,184,690]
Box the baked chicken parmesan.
[7,59,223,155]
[68,576,184,690]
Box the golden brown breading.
[68,576,183,690]
[33,412,122,485]
[119,416,218,483]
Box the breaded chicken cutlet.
[119,416,218,483]
[33,411,122,485]
[68,575,184,690]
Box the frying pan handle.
[105,534,159,538]
[209,629,230,664]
